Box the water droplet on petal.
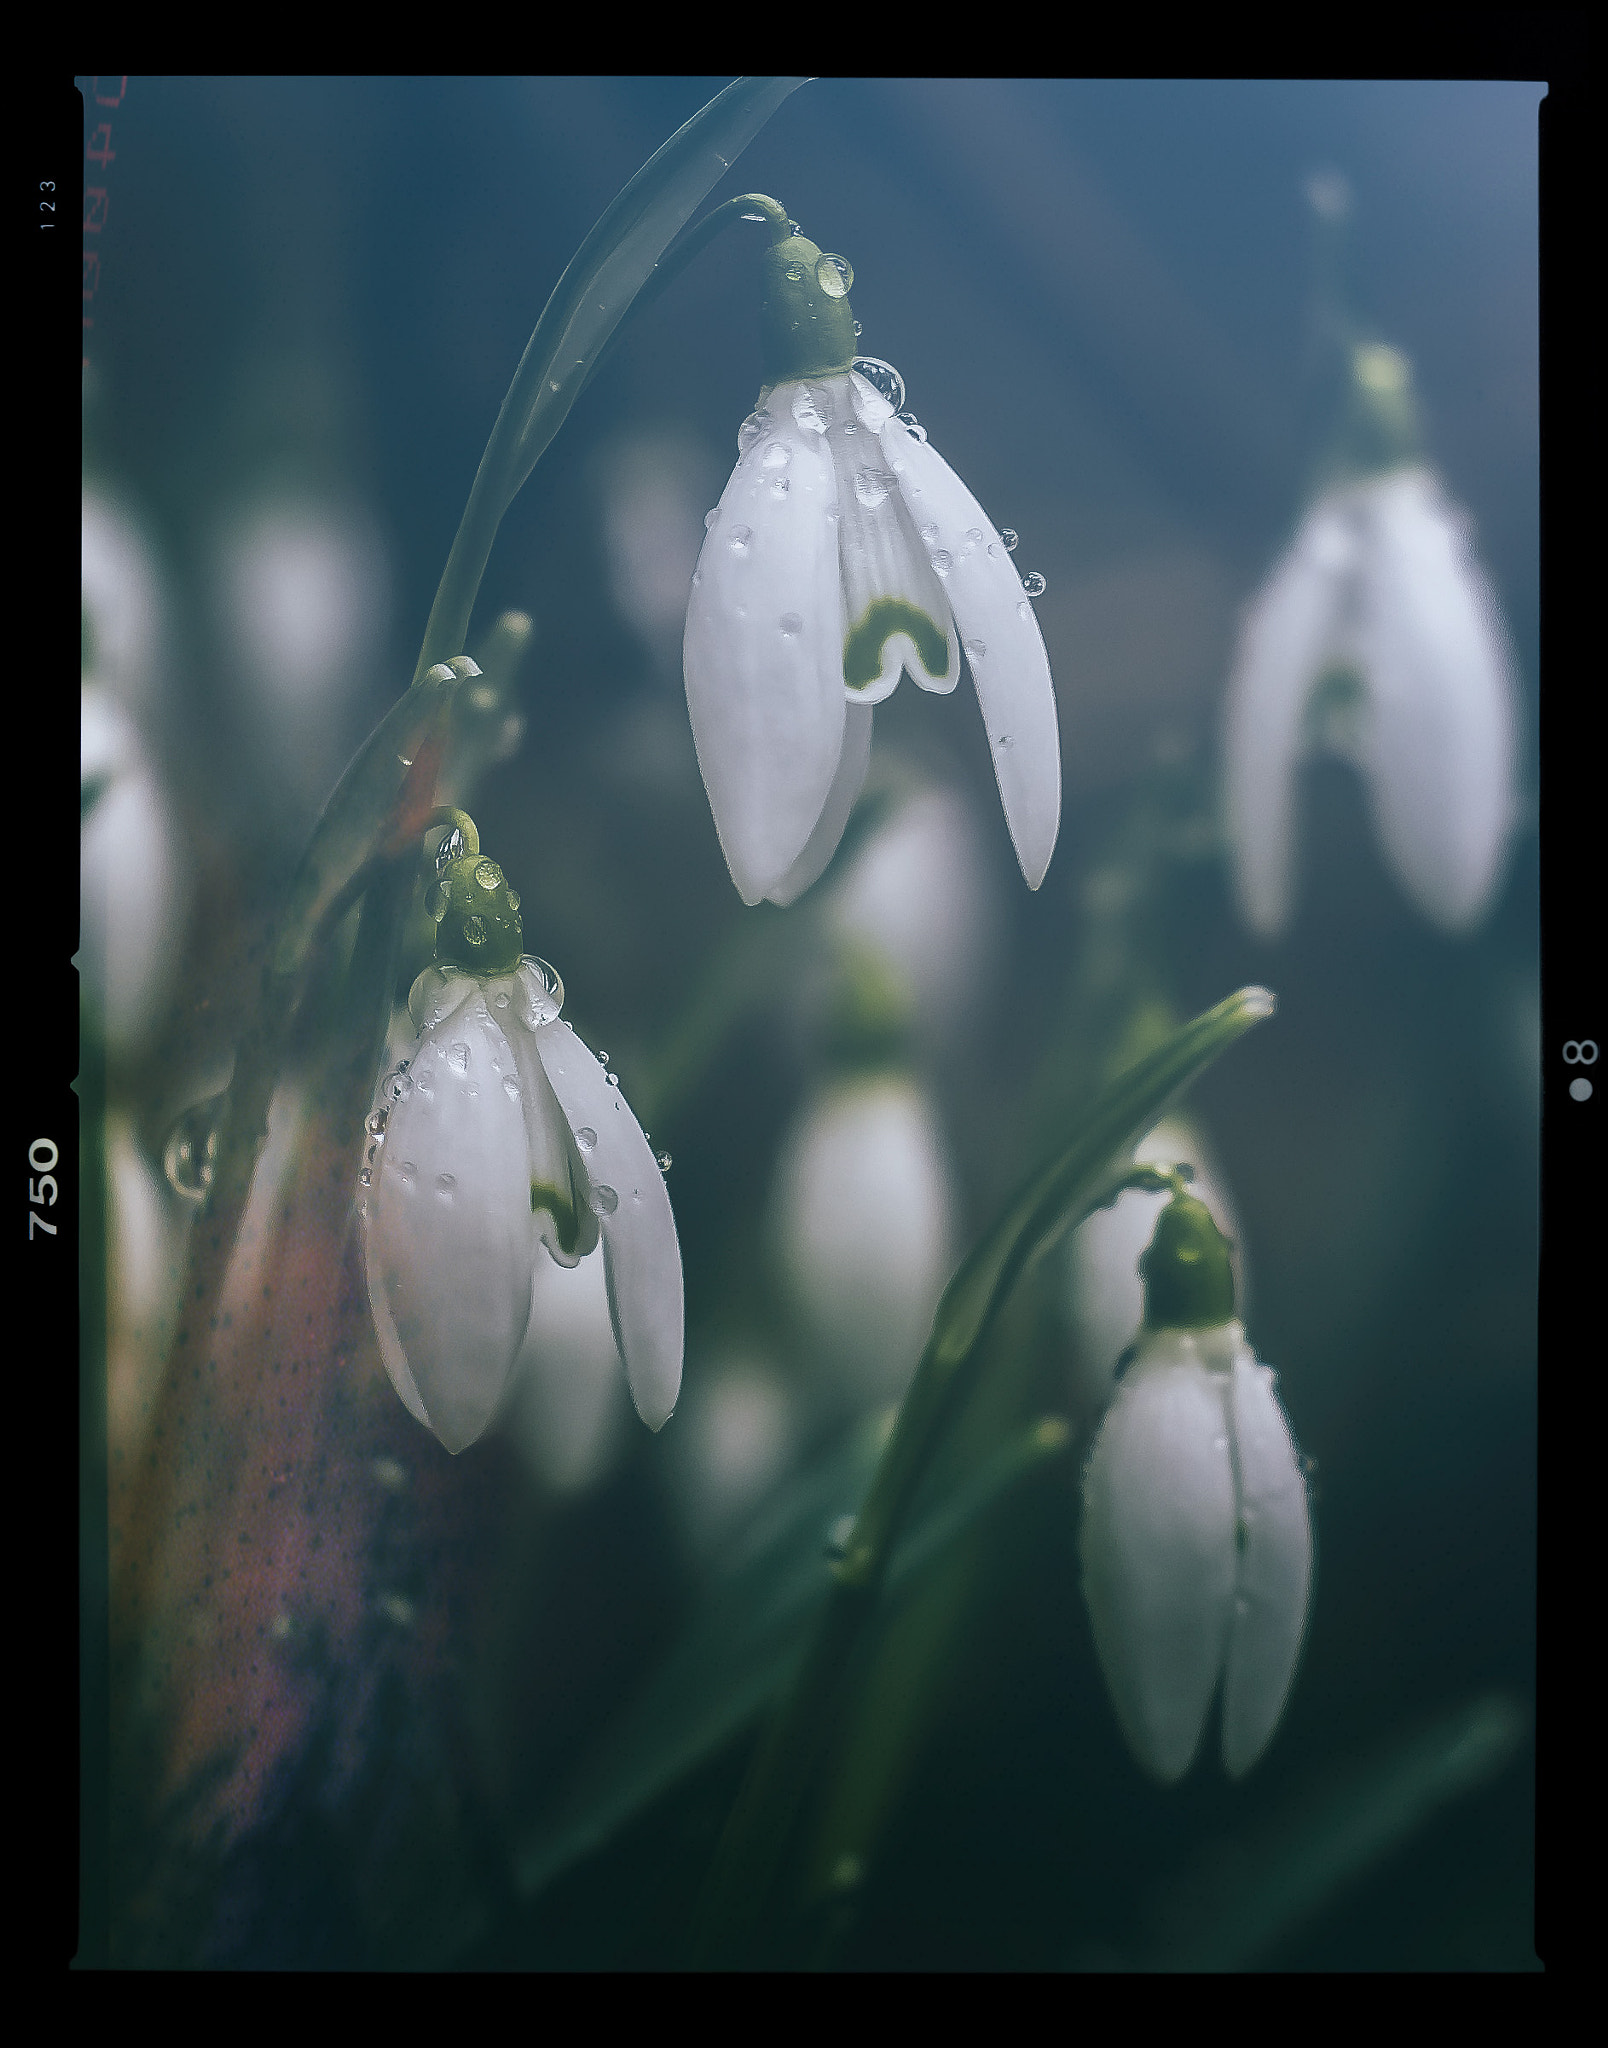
[738,411,768,456]
[589,1183,619,1216]
[1001,529,1019,552]
[728,525,753,556]
[760,441,791,470]
[964,638,987,660]
[385,1067,414,1104]
[605,1072,620,1089]
[786,218,801,236]
[769,475,790,499]
[930,550,952,577]
[462,914,487,947]
[596,1049,609,1066]
[790,388,830,434]
[779,612,803,638]
[895,411,927,442]
[358,1167,372,1188]
[855,469,889,508]
[493,990,510,1009]
[965,527,984,547]
[475,859,502,892]
[365,1107,388,1137]
[816,251,853,297]
[502,1075,521,1102]
[447,1041,470,1074]
[1022,571,1047,598]
[852,320,863,337]
[575,1127,597,1152]
[434,1173,456,1200]
[657,1151,672,1173]
[996,734,1014,749]
[851,357,905,413]
[784,261,807,283]
[396,1162,416,1189]
[920,522,939,546]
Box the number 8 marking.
[1563,1042,1599,1066]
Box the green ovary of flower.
[1140,1193,1237,1331]
[843,598,950,693]
[433,852,524,974]
[530,1166,586,1257]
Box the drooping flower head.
[359,822,682,1453]
[1079,1179,1312,1783]
[684,217,1061,907]
[1223,341,1519,936]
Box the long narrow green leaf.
[1141,1693,1528,1971]
[513,1412,1067,1899]
[503,76,807,502]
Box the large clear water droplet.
[163,1097,223,1203]
[589,1183,619,1216]
[1021,571,1047,597]
[728,524,753,556]
[738,411,769,457]
[434,1172,457,1199]
[790,388,830,435]
[447,1040,471,1074]
[1001,528,1019,552]
[657,1151,672,1174]
[575,1127,597,1152]
[518,956,564,1028]
[760,441,790,471]
[851,357,905,414]
[895,411,927,442]
[779,612,803,638]
[855,469,889,509]
[816,251,853,297]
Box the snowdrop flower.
[1224,343,1518,936]
[360,831,681,1454]
[1080,1187,1312,1783]
[1067,1118,1243,1417]
[684,224,1060,907]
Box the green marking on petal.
[531,1174,582,1256]
[843,598,949,692]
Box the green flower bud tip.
[1322,340,1424,485]
[430,851,524,974]
[759,233,859,384]
[1139,1191,1237,1332]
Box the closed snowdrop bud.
[1079,1186,1312,1783]
[360,816,683,1454]
[1224,342,1519,936]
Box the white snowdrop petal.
[683,388,847,903]
[881,420,1060,886]
[362,997,537,1453]
[766,700,874,906]
[1355,469,1518,931]
[1223,496,1358,938]
[1221,1349,1313,1778]
[1079,1346,1238,1782]
[533,1021,684,1431]
[502,1002,600,1268]
[811,374,957,702]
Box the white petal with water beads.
[362,996,538,1455]
[683,398,846,904]
[880,419,1061,888]
[532,1023,684,1432]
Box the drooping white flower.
[1224,348,1519,937]
[683,226,1060,907]
[1079,1193,1312,1783]
[359,846,681,1455]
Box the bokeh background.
[81,77,1540,1970]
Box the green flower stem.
[687,986,1276,1966]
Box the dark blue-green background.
[84,77,1540,1970]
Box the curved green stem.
[687,986,1276,1966]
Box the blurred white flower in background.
[82,491,164,729]
[504,1249,632,1497]
[662,1352,798,1560]
[827,784,1000,1048]
[598,431,724,679]
[81,686,192,1060]
[214,497,391,829]
[1067,1118,1244,1418]
[768,1071,957,1410]
[1224,346,1519,937]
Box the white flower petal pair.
[360,959,682,1454]
[684,368,1060,905]
[1080,1321,1312,1783]
[1224,465,1518,935]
